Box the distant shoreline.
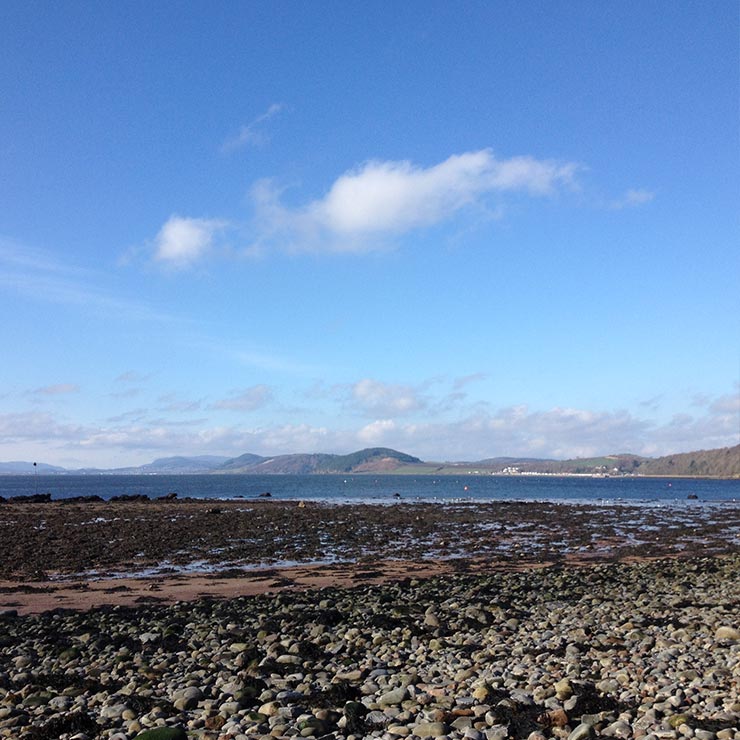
[2,470,739,480]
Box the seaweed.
[20,710,98,740]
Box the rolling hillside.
[216,447,422,474]
[2,445,738,478]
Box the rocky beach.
[0,499,738,739]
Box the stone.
[387,726,412,736]
[603,720,632,737]
[414,721,450,738]
[568,725,595,740]
[554,679,574,700]
[451,716,473,730]
[544,709,569,727]
[668,715,691,729]
[276,654,301,664]
[24,692,53,707]
[379,687,409,706]
[258,702,280,716]
[298,717,326,736]
[464,730,484,740]
[100,703,129,719]
[472,686,491,702]
[133,729,188,740]
[424,612,441,628]
[715,626,740,640]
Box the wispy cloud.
[156,394,202,414]
[250,149,579,253]
[709,392,740,415]
[609,188,655,210]
[109,388,143,400]
[212,385,274,412]
[221,103,286,153]
[0,238,180,323]
[153,215,228,269]
[452,373,487,391]
[30,383,79,396]
[349,378,426,417]
[115,371,151,384]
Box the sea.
[0,473,739,505]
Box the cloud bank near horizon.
[1,387,736,468]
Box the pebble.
[0,554,738,740]
[568,724,595,740]
[715,626,740,640]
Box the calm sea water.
[0,474,738,504]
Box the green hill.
[632,445,740,478]
[215,447,421,474]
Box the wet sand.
[0,499,738,615]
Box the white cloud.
[3,386,736,468]
[356,405,653,461]
[609,188,655,210]
[77,422,344,460]
[221,103,286,153]
[0,411,88,442]
[350,378,426,416]
[344,399,739,462]
[212,385,273,412]
[153,215,227,268]
[251,149,579,252]
[358,419,397,445]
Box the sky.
[1,1,738,468]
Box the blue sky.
[1,1,738,467]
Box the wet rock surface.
[0,554,738,739]
[0,500,738,580]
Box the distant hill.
[129,455,231,474]
[1,444,737,477]
[217,448,421,474]
[473,454,649,475]
[218,453,267,471]
[392,455,649,476]
[632,445,740,478]
[0,461,66,474]
[396,446,739,478]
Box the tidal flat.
[0,500,737,739]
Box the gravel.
[0,553,738,740]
